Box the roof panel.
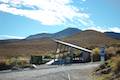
[54,39,92,53]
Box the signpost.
[99,47,105,63]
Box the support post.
[91,52,93,63]
[54,43,59,62]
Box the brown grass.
[0,30,120,57]
[0,38,56,57]
[94,55,120,80]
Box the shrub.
[106,47,116,59]
[95,56,120,80]
[116,50,120,56]
[44,55,52,59]
[108,56,120,74]
[92,48,100,62]
[16,57,29,67]
[0,58,12,70]
[95,73,112,80]
[0,57,30,70]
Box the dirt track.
[0,63,99,80]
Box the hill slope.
[63,30,120,48]
[53,27,81,39]
[26,33,52,40]
[0,38,56,57]
[26,28,81,40]
[104,32,120,40]
[0,30,120,57]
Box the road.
[0,63,99,80]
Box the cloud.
[85,26,108,32]
[0,0,93,26]
[85,26,120,33]
[82,0,86,2]
[109,27,120,33]
[0,35,25,40]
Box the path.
[0,63,100,80]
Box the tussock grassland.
[94,54,120,80]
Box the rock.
[30,64,37,69]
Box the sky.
[0,0,120,39]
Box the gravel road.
[0,63,99,80]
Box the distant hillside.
[26,33,52,40]
[0,30,120,57]
[53,28,81,39]
[104,32,120,40]
[0,38,56,57]
[63,30,120,48]
[0,39,21,44]
[26,28,81,40]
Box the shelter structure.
[53,39,93,64]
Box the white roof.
[54,39,92,53]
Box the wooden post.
[91,52,93,63]
[54,43,59,62]
[70,47,73,63]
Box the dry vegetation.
[0,38,56,70]
[0,38,56,57]
[94,56,120,80]
[0,30,119,57]
[0,30,120,71]
[0,56,30,70]
[94,48,120,80]
[64,30,120,48]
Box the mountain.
[26,28,81,40]
[53,28,81,39]
[63,30,120,48]
[104,32,120,40]
[0,39,21,44]
[0,29,120,57]
[26,33,52,40]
